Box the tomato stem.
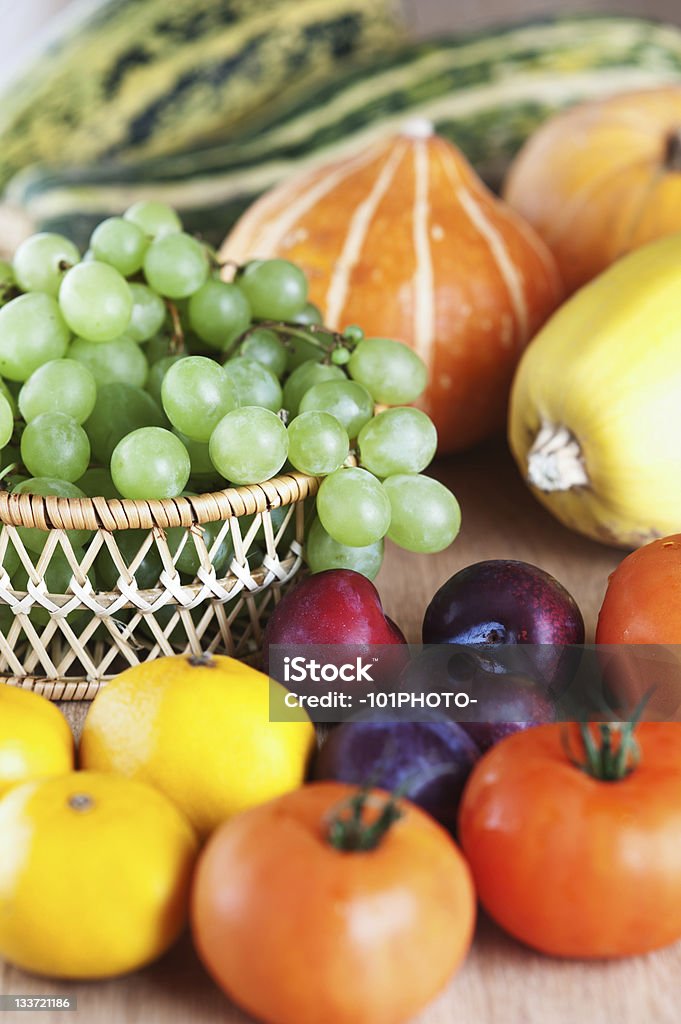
[326,786,403,852]
[563,692,650,781]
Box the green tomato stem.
[326,786,404,852]
[563,691,651,782]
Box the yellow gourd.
[508,234,681,548]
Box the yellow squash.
[508,234,681,547]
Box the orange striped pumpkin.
[221,122,563,453]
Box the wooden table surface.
[2,441,678,1024]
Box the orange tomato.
[459,723,681,958]
[596,535,681,644]
[596,536,681,717]
[192,782,475,1024]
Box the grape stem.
[165,300,185,354]
[228,319,354,365]
[0,462,17,487]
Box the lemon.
[0,687,74,798]
[0,771,197,978]
[80,654,315,838]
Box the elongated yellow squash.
[508,234,681,548]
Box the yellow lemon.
[0,686,74,798]
[0,771,197,978]
[80,654,315,838]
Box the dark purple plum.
[312,713,480,833]
[399,645,556,751]
[422,560,584,694]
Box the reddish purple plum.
[263,569,406,678]
[312,713,480,833]
[422,560,584,694]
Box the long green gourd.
[7,15,681,247]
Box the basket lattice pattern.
[0,473,317,700]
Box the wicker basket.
[0,471,318,700]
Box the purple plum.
[422,559,584,695]
[312,713,480,833]
[399,645,556,751]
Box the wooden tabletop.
[1,441,678,1024]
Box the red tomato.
[192,782,475,1024]
[459,723,681,958]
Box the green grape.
[238,259,307,320]
[144,333,172,364]
[174,431,220,484]
[90,217,148,276]
[0,379,17,416]
[239,503,297,547]
[69,335,148,387]
[77,467,121,499]
[85,382,165,463]
[282,360,345,417]
[0,528,21,578]
[343,325,364,344]
[143,232,209,299]
[12,232,80,296]
[298,379,373,439]
[110,427,190,499]
[11,546,94,627]
[348,337,428,404]
[358,407,437,477]
[382,474,461,553]
[305,516,383,580]
[0,293,70,381]
[222,357,282,412]
[293,302,323,326]
[59,261,133,343]
[166,520,233,578]
[0,393,13,448]
[316,467,391,547]
[124,200,182,239]
[330,347,351,366]
[0,260,14,288]
[161,356,238,442]
[209,407,288,485]
[239,328,287,377]
[96,529,162,591]
[21,412,90,482]
[188,280,251,350]
[286,303,324,369]
[285,333,324,371]
[287,411,348,476]
[146,354,182,406]
[127,284,167,342]
[18,358,97,424]
[0,441,19,471]
[12,478,91,552]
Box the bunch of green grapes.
[0,201,460,587]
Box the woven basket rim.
[0,470,319,532]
